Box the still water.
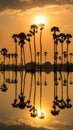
[0,71,73,130]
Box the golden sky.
[0,0,73,63]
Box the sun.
[35,15,46,25]
[37,108,46,119]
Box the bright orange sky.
[0,2,73,63]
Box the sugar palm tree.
[12,34,18,67]
[1,48,8,66]
[27,33,32,63]
[51,26,60,70]
[30,24,38,69]
[18,32,27,68]
[59,33,66,70]
[27,33,34,70]
[39,23,45,69]
[66,34,72,70]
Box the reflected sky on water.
[0,71,73,130]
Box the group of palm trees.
[51,26,72,71]
[0,26,72,72]
[0,23,46,71]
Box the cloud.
[0,0,73,13]
[0,119,73,130]
[0,4,73,17]
[0,120,49,130]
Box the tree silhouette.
[39,23,45,69]
[27,73,33,108]
[58,33,66,70]
[18,32,27,69]
[51,26,60,71]
[1,48,8,67]
[12,34,18,68]
[51,72,60,116]
[58,72,66,109]
[66,72,72,109]
[66,34,72,71]
[27,33,32,62]
[18,71,27,109]
[38,71,45,119]
[12,71,18,108]
[30,24,38,69]
[27,33,34,70]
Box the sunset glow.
[37,108,45,119]
[35,15,46,25]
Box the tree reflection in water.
[27,73,33,108]
[18,71,27,109]
[12,71,18,108]
[0,71,8,92]
[0,70,73,119]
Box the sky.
[0,1,73,130]
[0,0,73,63]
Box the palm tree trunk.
[15,71,17,100]
[28,74,33,100]
[21,47,23,66]
[33,73,36,109]
[40,30,42,69]
[40,71,42,112]
[34,34,36,64]
[29,41,33,63]
[15,43,17,65]
[23,46,26,66]
[23,72,27,96]
[60,43,63,71]
[4,56,5,71]
[67,44,69,70]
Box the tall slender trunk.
[4,56,5,71]
[33,73,36,109]
[40,71,42,111]
[67,44,69,70]
[29,41,33,63]
[34,34,36,64]
[23,46,26,66]
[15,71,17,100]
[28,74,33,100]
[40,30,42,69]
[15,43,17,65]
[21,47,23,66]
[61,43,63,65]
